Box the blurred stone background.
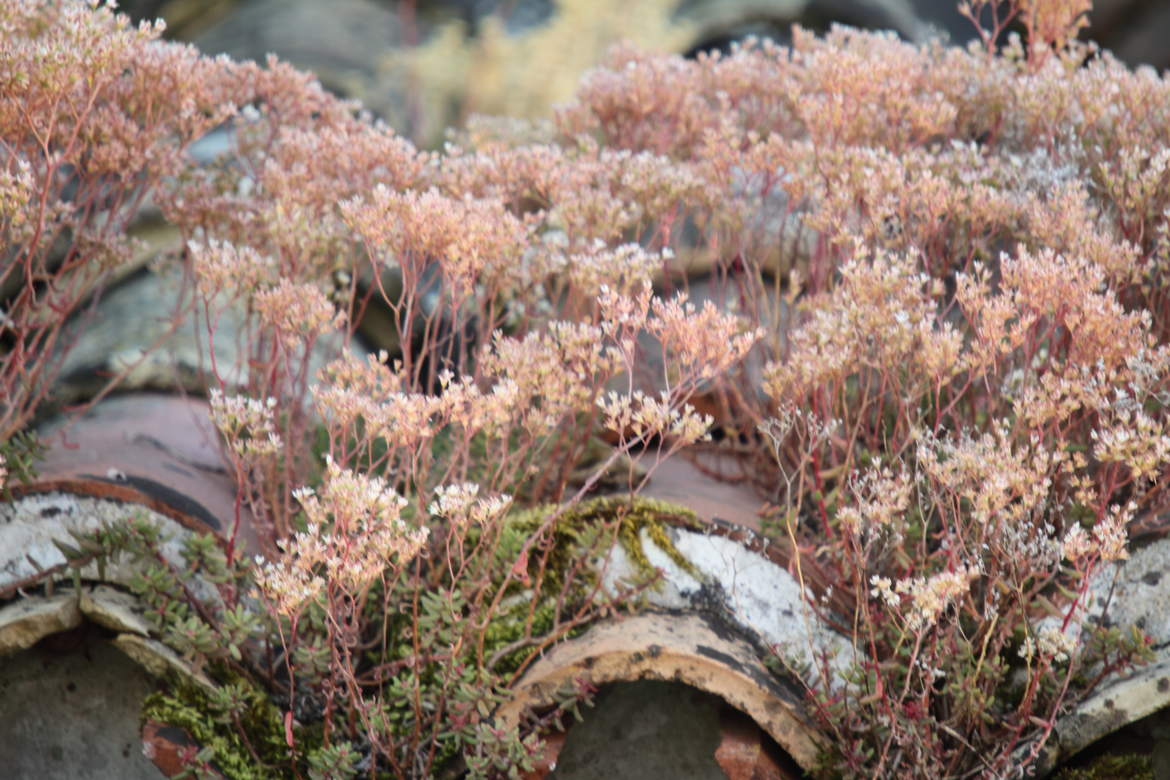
[114,0,1170,149]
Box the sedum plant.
[0,0,238,444]
[543,0,1168,776]
[4,1,752,777]
[6,0,1170,778]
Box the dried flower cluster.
[2,1,760,774]
[536,0,1170,774]
[0,0,238,440]
[256,457,426,610]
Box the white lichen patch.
[1088,538,1170,650]
[596,521,856,687]
[1039,535,1170,660]
[668,528,856,684]
[595,530,694,610]
[0,492,203,598]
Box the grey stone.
[55,259,361,402]
[0,635,161,780]
[597,523,855,688]
[550,680,725,780]
[1035,535,1170,771]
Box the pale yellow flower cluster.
[763,250,955,400]
[596,390,713,445]
[837,467,913,537]
[0,159,31,239]
[554,149,696,241]
[1019,624,1080,665]
[1061,502,1133,564]
[1025,181,1141,282]
[435,372,524,439]
[188,240,277,298]
[342,185,531,294]
[597,283,653,340]
[916,425,1056,532]
[1011,361,1116,429]
[208,389,282,459]
[251,553,326,618]
[872,565,980,632]
[253,279,344,350]
[565,242,662,297]
[1003,248,1150,369]
[254,458,428,614]
[428,483,511,529]
[314,353,442,452]
[484,320,620,436]
[315,316,623,453]
[1092,409,1170,482]
[648,294,763,383]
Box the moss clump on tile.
[1053,753,1154,780]
[142,668,297,779]
[506,494,702,587]
[479,495,702,673]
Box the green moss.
[506,494,702,586]
[1054,753,1153,780]
[481,597,563,674]
[477,495,702,673]
[142,668,296,779]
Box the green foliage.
[478,495,700,674]
[142,670,291,780]
[59,495,681,776]
[307,742,360,780]
[0,429,45,492]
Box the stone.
[0,492,206,598]
[0,634,161,780]
[549,680,726,780]
[0,591,82,656]
[1032,534,1170,772]
[112,634,217,694]
[27,392,261,554]
[53,258,364,414]
[597,521,856,688]
[80,585,152,636]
